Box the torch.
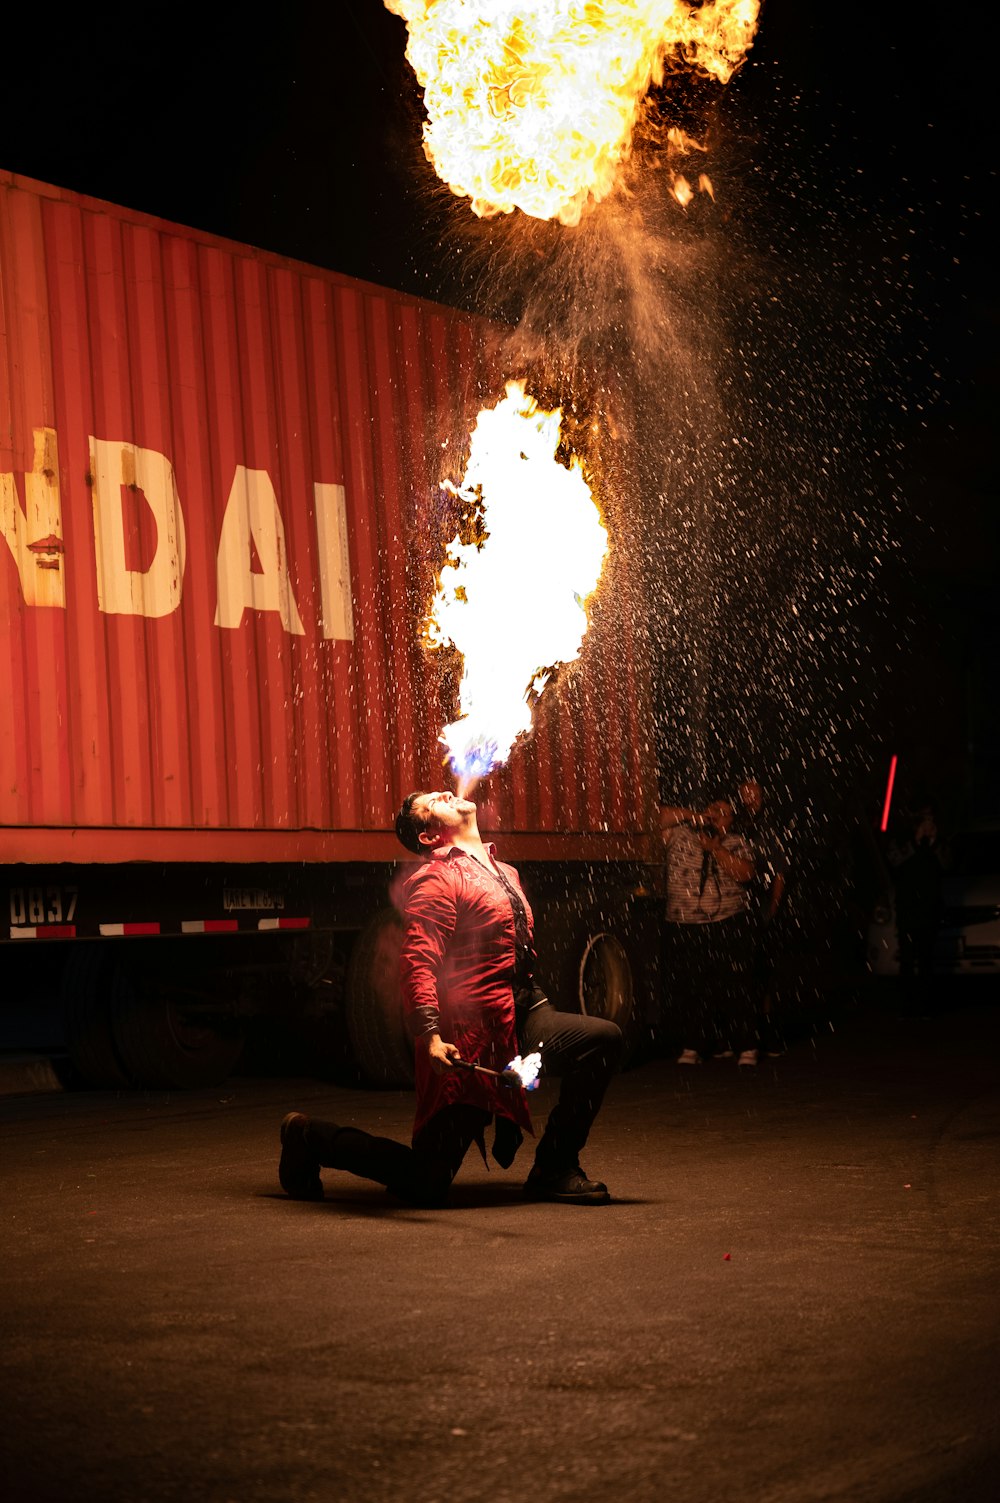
[450,1052,542,1091]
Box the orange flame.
[385,1,760,224]
[671,174,694,207]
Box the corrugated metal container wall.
[0,173,656,862]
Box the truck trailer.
[0,170,661,1089]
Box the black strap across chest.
[475,858,533,987]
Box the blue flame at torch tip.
[446,736,500,782]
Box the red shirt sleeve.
[399,862,459,1035]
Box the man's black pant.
[301,1003,621,1205]
[303,1105,490,1208]
[517,1000,622,1177]
[897,917,940,1018]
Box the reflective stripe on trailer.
[8,919,312,938]
[99,922,162,936]
[9,924,77,939]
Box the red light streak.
[880,754,898,832]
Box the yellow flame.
[385,1,760,224]
[671,173,693,207]
[428,381,608,780]
[666,125,708,154]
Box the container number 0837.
[9,887,79,925]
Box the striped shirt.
[665,824,753,924]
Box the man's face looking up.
[412,791,476,846]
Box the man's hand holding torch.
[415,1032,541,1090]
[418,1033,463,1075]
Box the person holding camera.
[660,797,759,1065]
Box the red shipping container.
[0,171,657,866]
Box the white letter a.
[214,467,305,635]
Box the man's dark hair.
[395,791,432,854]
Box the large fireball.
[385,0,760,224]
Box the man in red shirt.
[278,789,621,1207]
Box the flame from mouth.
[427,380,608,782]
[385,0,760,224]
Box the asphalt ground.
[2,997,999,1503]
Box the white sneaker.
[737,1049,759,1067]
[677,1048,702,1065]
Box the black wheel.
[577,931,633,1023]
[533,898,651,1068]
[61,947,131,1089]
[109,967,244,1089]
[345,908,414,1087]
[575,930,642,1066]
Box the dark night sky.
[3,0,997,811]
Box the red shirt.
[399,844,534,1139]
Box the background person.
[732,776,788,1053]
[887,800,948,1019]
[660,797,759,1065]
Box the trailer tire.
[109,969,244,1090]
[345,908,414,1088]
[533,902,645,1068]
[574,930,641,1066]
[61,948,131,1089]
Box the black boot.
[523,1163,611,1205]
[278,1112,324,1200]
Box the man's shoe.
[523,1164,611,1205]
[279,1112,324,1200]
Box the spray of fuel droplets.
[389,0,910,886]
